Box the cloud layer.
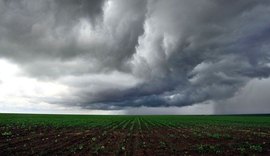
[1,0,270,110]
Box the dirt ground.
[1,125,270,156]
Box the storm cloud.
[0,0,270,111]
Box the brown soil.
[0,126,270,156]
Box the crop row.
[1,114,270,129]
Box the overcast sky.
[0,0,270,114]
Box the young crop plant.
[140,118,150,130]
[69,144,84,154]
[205,132,233,140]
[223,134,232,139]
[196,144,222,154]
[1,131,12,136]
[91,137,97,142]
[104,121,119,130]
[129,120,135,131]
[121,119,131,129]
[137,118,142,131]
[116,136,129,155]
[237,147,247,154]
[113,120,128,130]
[159,141,166,149]
[207,133,222,139]
[249,144,263,153]
[78,144,84,150]
[92,145,105,155]
[234,142,264,154]
[101,131,107,136]
[140,141,147,148]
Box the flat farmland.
[0,114,270,155]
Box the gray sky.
[0,0,270,114]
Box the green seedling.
[196,144,222,154]
[249,144,263,152]
[159,141,166,148]
[78,144,84,150]
[237,147,246,154]
[92,137,96,142]
[1,131,12,136]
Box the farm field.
[0,114,270,155]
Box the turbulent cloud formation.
[0,0,270,110]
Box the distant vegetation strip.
[1,114,270,128]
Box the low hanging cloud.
[0,0,270,110]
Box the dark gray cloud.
[0,0,270,111]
